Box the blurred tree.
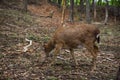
[58,0,62,7]
[23,0,28,12]
[92,0,97,21]
[104,0,109,25]
[78,0,85,20]
[86,0,91,24]
[69,0,74,22]
[61,0,66,24]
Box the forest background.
[0,0,120,80]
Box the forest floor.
[0,4,120,80]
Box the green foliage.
[27,33,40,42]
[43,35,50,42]
[50,0,120,6]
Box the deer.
[43,23,100,71]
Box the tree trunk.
[86,0,91,24]
[69,0,74,22]
[58,0,62,7]
[93,0,97,21]
[78,0,84,20]
[23,0,28,12]
[61,0,66,24]
[114,6,117,24]
[104,0,109,25]
[80,0,84,13]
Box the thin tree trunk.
[23,0,28,12]
[92,0,94,13]
[104,0,109,25]
[93,0,97,21]
[114,6,117,24]
[86,0,91,24]
[80,0,84,13]
[69,0,74,22]
[78,0,84,21]
[58,0,61,7]
[61,0,66,24]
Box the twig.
[23,38,32,52]
[106,57,113,61]
[57,56,66,61]
[6,23,18,27]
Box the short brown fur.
[44,24,100,71]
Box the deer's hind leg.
[85,42,99,72]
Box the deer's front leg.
[50,43,63,66]
[70,48,78,66]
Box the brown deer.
[43,23,100,71]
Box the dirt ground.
[0,4,120,80]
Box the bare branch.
[23,38,32,52]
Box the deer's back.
[53,24,100,48]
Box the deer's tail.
[96,34,100,43]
